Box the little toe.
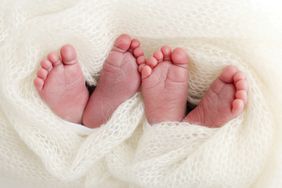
[37,68,48,80]
[141,65,152,79]
[146,57,158,68]
[34,77,44,91]
[40,59,53,72]
[133,47,144,57]
[153,50,164,62]
[232,99,244,116]
[138,64,146,72]
[48,52,62,66]
[113,34,132,52]
[161,46,172,61]
[236,90,248,104]
[60,44,78,65]
[219,65,238,83]
[171,48,189,68]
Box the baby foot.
[82,34,144,128]
[183,65,248,128]
[34,45,89,123]
[140,46,189,124]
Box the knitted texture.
[0,0,281,187]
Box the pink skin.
[183,65,248,128]
[34,36,247,128]
[34,45,89,123]
[139,46,189,124]
[82,34,144,128]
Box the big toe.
[167,48,189,82]
[60,44,77,65]
[219,65,238,83]
[171,48,189,68]
[113,34,131,52]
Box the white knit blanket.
[0,0,282,187]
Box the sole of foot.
[34,45,89,123]
[183,65,248,128]
[82,34,144,128]
[140,46,189,124]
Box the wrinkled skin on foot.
[183,65,248,128]
[139,46,189,124]
[82,34,144,128]
[34,45,89,123]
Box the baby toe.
[138,63,146,72]
[40,59,53,72]
[141,65,152,79]
[48,52,62,66]
[133,47,144,57]
[153,50,163,62]
[34,77,44,91]
[161,46,172,61]
[232,99,244,116]
[235,90,248,104]
[234,71,246,82]
[137,56,145,65]
[146,57,158,68]
[235,79,248,91]
[37,68,48,80]
[130,39,140,49]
